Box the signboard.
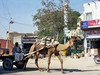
[81,19,100,29]
[86,29,100,39]
[22,39,36,43]
[86,30,100,35]
[88,20,96,26]
[88,19,100,27]
[81,21,88,29]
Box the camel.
[24,36,81,73]
[47,36,81,73]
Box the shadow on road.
[1,67,100,74]
[50,68,100,73]
[0,66,38,74]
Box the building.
[9,32,38,54]
[0,32,38,55]
[81,0,100,56]
[9,32,37,44]
[0,39,13,54]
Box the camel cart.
[0,47,44,70]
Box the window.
[86,12,92,20]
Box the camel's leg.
[47,51,52,72]
[56,52,64,74]
[34,53,41,71]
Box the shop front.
[81,19,100,56]
[85,29,100,56]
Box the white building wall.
[13,36,22,46]
[83,1,100,20]
[77,14,84,39]
[82,1,100,56]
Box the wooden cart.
[0,47,44,70]
[0,48,25,70]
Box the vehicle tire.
[15,62,25,69]
[94,57,100,64]
[3,58,13,70]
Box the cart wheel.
[3,58,13,70]
[15,62,24,69]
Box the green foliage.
[33,0,64,41]
[58,32,64,43]
[33,0,81,42]
[67,10,81,30]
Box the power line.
[0,16,9,21]
[0,22,7,31]
[0,28,6,39]
[0,0,33,28]
[0,16,33,27]
[14,21,33,27]
[0,35,3,38]
[1,0,12,19]
[0,31,5,38]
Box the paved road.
[0,56,100,75]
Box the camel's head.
[69,36,81,47]
[69,36,76,46]
[76,36,81,41]
[70,36,81,42]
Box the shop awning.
[87,35,100,39]
[86,35,100,40]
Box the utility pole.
[63,0,70,43]
[6,18,14,49]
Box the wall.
[0,39,13,54]
[83,1,100,20]
[81,1,100,56]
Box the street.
[0,56,100,75]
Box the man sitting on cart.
[12,42,24,62]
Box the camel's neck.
[68,39,74,46]
[57,39,74,51]
[65,40,74,48]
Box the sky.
[0,0,93,39]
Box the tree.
[67,10,81,30]
[33,0,80,43]
[33,0,64,42]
